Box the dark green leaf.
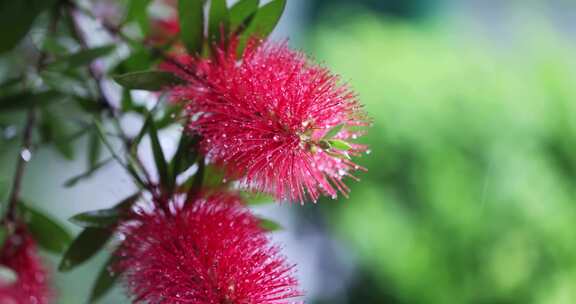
[89,255,121,303]
[68,193,140,228]
[0,0,57,53]
[230,0,259,29]
[64,158,113,187]
[186,157,205,200]
[178,0,205,54]
[69,209,119,228]
[327,139,353,151]
[0,91,62,111]
[59,227,113,272]
[88,130,102,169]
[113,71,185,91]
[323,124,344,140]
[258,217,282,232]
[147,116,170,188]
[49,45,116,69]
[126,0,153,34]
[238,0,285,54]
[0,227,7,249]
[20,203,73,254]
[39,110,74,160]
[171,134,199,178]
[208,0,230,43]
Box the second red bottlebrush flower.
[116,192,302,304]
[164,39,368,203]
[0,225,53,304]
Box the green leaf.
[186,157,205,200]
[0,0,57,53]
[88,130,102,169]
[69,193,140,228]
[89,255,121,303]
[241,192,275,206]
[238,0,285,54]
[208,0,230,43]
[0,227,7,249]
[178,0,205,54]
[171,134,199,178]
[20,203,73,254]
[49,45,116,69]
[69,209,120,229]
[147,116,170,188]
[323,124,344,140]
[230,0,259,29]
[327,139,353,151]
[113,71,185,91]
[0,91,63,111]
[258,217,282,232]
[59,227,113,272]
[39,110,74,160]
[126,0,153,34]
[64,158,113,187]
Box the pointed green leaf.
[230,0,259,29]
[328,139,353,151]
[178,0,205,54]
[113,71,185,91]
[88,130,102,169]
[69,209,120,229]
[20,203,73,254]
[39,110,74,160]
[0,227,7,249]
[49,45,116,69]
[89,255,121,303]
[323,124,344,140]
[258,217,282,232]
[69,193,140,228]
[208,0,230,43]
[147,116,170,188]
[238,0,285,54]
[171,134,200,178]
[0,0,57,53]
[59,227,113,272]
[126,0,153,34]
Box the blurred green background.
[307,0,576,303]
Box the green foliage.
[113,71,186,91]
[19,203,72,254]
[230,0,259,29]
[59,227,113,272]
[89,254,121,303]
[208,0,230,43]
[0,0,57,53]
[237,0,286,54]
[178,0,205,54]
[313,15,576,304]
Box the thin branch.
[65,4,154,185]
[5,110,36,222]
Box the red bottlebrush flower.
[116,192,302,304]
[164,39,368,203]
[0,225,53,304]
